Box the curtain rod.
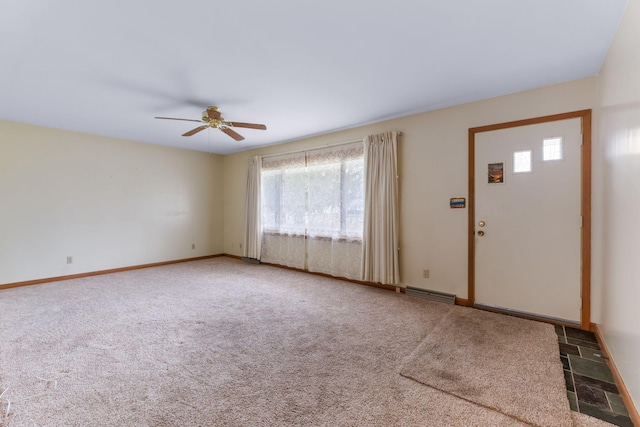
[260,131,402,160]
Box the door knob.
[477,230,485,236]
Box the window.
[513,150,532,173]
[261,143,364,240]
[543,137,563,161]
[307,157,364,239]
[261,154,307,236]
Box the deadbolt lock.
[478,221,486,227]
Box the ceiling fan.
[155,106,266,141]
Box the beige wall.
[223,77,597,298]
[594,0,640,409]
[0,120,224,284]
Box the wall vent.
[406,287,456,305]
[241,257,261,265]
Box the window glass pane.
[513,150,532,173]
[543,137,563,161]
[343,158,364,237]
[280,167,306,234]
[307,162,341,237]
[260,170,280,231]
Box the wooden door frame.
[467,109,592,330]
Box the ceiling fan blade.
[155,116,203,123]
[220,126,245,141]
[182,125,209,136]
[225,121,267,130]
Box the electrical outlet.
[191,243,195,250]
[67,256,73,264]
[423,269,429,278]
[239,243,243,249]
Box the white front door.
[473,117,582,323]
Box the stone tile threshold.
[556,325,634,427]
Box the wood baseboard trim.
[0,254,224,291]
[226,255,402,293]
[455,297,472,306]
[592,323,640,425]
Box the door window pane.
[543,137,563,161]
[513,150,532,173]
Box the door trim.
[467,109,592,330]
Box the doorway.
[468,110,592,329]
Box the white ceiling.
[0,0,627,154]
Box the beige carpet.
[0,257,613,426]
[400,307,571,427]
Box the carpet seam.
[399,307,456,367]
[399,373,539,427]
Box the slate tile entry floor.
[556,325,634,427]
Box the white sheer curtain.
[259,143,364,279]
[243,155,262,260]
[306,144,363,279]
[260,152,307,269]
[361,132,400,285]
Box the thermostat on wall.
[450,198,466,208]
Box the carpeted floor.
[400,306,572,427]
[0,257,615,426]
